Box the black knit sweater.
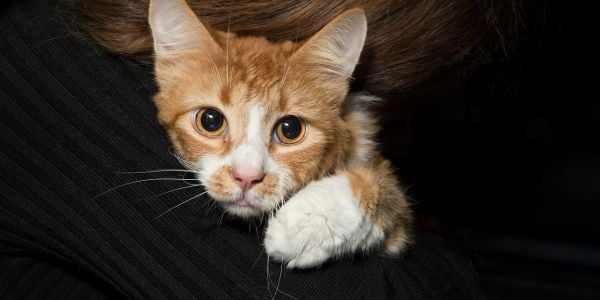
[0,0,483,298]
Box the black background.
[385,1,600,298]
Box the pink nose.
[232,168,265,191]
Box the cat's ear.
[148,0,220,57]
[294,8,367,79]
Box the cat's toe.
[264,200,337,269]
[264,218,332,269]
[285,246,329,269]
[264,216,291,262]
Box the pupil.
[281,117,301,139]
[201,109,223,132]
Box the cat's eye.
[273,115,306,145]
[195,108,227,137]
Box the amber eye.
[195,108,227,137]
[274,115,306,144]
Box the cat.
[148,0,412,268]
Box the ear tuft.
[295,8,367,79]
[148,0,220,57]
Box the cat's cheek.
[248,174,283,212]
[251,174,279,198]
[255,158,294,209]
[269,132,330,188]
[204,166,238,199]
[196,154,235,199]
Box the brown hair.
[74,0,521,95]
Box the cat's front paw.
[264,175,384,269]
[264,207,334,269]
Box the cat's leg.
[264,159,412,268]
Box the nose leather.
[232,168,265,191]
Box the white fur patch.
[230,103,267,175]
[264,174,384,268]
[246,103,264,142]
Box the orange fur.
[149,0,412,254]
[207,166,238,199]
[253,174,280,199]
[152,13,355,192]
[346,159,413,253]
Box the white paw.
[264,175,384,269]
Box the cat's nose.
[232,168,265,191]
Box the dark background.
[378,1,600,298]
[1,0,598,298]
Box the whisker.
[115,169,198,174]
[137,184,202,201]
[96,177,199,198]
[168,148,198,170]
[217,210,228,226]
[266,255,273,298]
[280,25,300,89]
[210,59,223,82]
[253,219,261,239]
[153,191,209,220]
[251,251,264,270]
[226,10,231,87]
[176,158,196,170]
[198,199,218,215]
[277,286,297,300]
[272,259,284,300]
[265,256,296,300]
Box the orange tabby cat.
[149,0,412,268]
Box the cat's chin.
[215,193,280,218]
[222,203,264,218]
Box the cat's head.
[149,0,370,217]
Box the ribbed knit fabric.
[0,0,484,298]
